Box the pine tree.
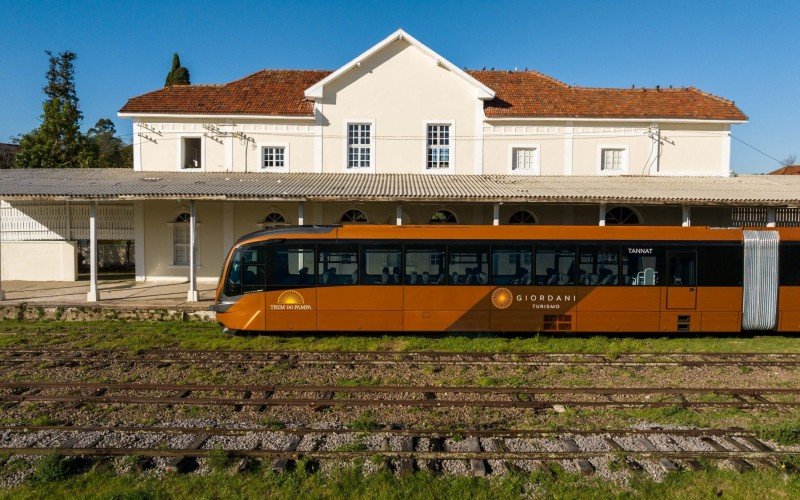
[14,51,95,168]
[164,53,191,86]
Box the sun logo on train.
[491,288,513,309]
[277,290,304,305]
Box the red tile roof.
[120,69,747,121]
[120,70,329,116]
[770,165,800,175]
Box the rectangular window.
[361,245,402,284]
[182,137,202,169]
[172,224,189,265]
[512,148,537,171]
[426,124,450,169]
[405,245,445,285]
[668,251,696,287]
[578,246,620,286]
[535,246,576,285]
[347,124,371,169]
[780,243,800,285]
[697,245,743,286]
[601,148,624,171]
[447,245,489,285]
[241,244,267,294]
[621,246,662,285]
[318,245,359,285]
[274,245,315,286]
[262,147,285,169]
[492,247,534,285]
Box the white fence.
[0,201,134,242]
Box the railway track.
[2,347,800,367]
[0,425,792,476]
[2,381,799,409]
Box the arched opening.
[340,209,369,224]
[384,211,414,225]
[261,211,288,228]
[605,206,641,225]
[508,210,538,224]
[171,212,191,266]
[429,209,458,224]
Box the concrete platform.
[0,280,216,311]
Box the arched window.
[171,212,191,266]
[605,206,641,225]
[261,211,288,227]
[429,210,458,224]
[508,210,537,224]
[340,209,369,224]
[384,211,414,225]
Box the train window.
[224,247,243,296]
[405,245,445,284]
[448,245,489,285]
[698,245,743,286]
[621,246,662,285]
[578,245,620,285]
[668,252,696,287]
[492,246,533,285]
[780,244,800,286]
[241,244,268,294]
[535,246,576,285]
[362,245,402,284]
[274,245,315,286]
[318,245,359,285]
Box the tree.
[14,51,94,168]
[164,53,191,86]
[781,153,797,166]
[86,118,132,168]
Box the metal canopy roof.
[0,169,796,206]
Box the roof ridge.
[468,68,570,87]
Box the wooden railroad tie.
[165,434,209,474]
[271,436,302,473]
[635,437,679,472]
[701,437,753,473]
[466,437,487,477]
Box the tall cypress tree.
[164,53,191,86]
[14,51,95,168]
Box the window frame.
[508,144,541,175]
[344,120,375,173]
[316,244,360,286]
[259,143,289,171]
[176,134,205,171]
[361,244,403,285]
[423,120,455,173]
[596,145,629,175]
[168,211,200,267]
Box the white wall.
[1,241,77,281]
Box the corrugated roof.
[120,69,747,121]
[0,169,796,206]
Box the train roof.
[234,225,800,246]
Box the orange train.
[211,225,800,333]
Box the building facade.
[1,30,797,297]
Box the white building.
[1,29,798,301]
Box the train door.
[666,251,697,309]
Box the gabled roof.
[119,33,747,121]
[119,70,329,117]
[303,29,495,101]
[770,165,800,175]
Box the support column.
[396,203,403,226]
[187,200,198,302]
[0,201,5,301]
[133,201,146,282]
[598,203,607,226]
[492,203,500,226]
[298,202,305,225]
[86,202,99,302]
[681,205,692,227]
[766,207,777,228]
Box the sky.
[0,0,798,173]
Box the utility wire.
[731,135,790,167]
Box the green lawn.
[0,320,799,354]
[3,461,800,500]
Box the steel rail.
[0,448,795,461]
[0,425,762,438]
[1,381,799,395]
